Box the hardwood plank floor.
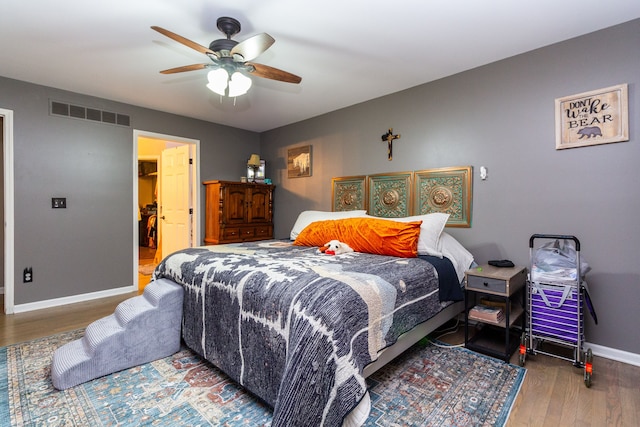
[432,323,639,426]
[0,292,137,346]
[1,298,638,426]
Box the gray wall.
[260,20,640,354]
[0,77,259,305]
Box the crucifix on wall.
[381,128,400,160]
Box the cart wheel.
[584,348,593,388]
[518,333,527,366]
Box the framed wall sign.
[555,84,629,150]
[287,145,312,178]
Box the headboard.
[332,166,472,227]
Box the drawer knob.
[483,282,489,287]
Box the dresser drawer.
[466,275,507,293]
[240,227,255,238]
[254,225,271,238]
[222,227,241,240]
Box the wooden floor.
[437,324,640,427]
[138,245,157,290]
[1,298,638,426]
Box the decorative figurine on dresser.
[203,180,274,244]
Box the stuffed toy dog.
[319,240,354,255]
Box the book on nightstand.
[479,296,512,312]
[469,304,505,323]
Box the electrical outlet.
[52,197,67,208]
[23,267,33,283]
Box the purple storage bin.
[531,282,583,344]
[531,300,578,322]
[531,323,580,343]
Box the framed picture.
[332,176,368,211]
[555,84,629,150]
[287,145,312,178]
[367,172,413,218]
[247,159,265,182]
[414,166,472,227]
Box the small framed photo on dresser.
[247,160,265,183]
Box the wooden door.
[159,145,192,257]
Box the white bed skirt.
[342,391,371,427]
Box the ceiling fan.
[151,17,301,96]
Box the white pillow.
[290,210,368,240]
[439,232,475,284]
[368,213,449,257]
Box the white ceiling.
[2,1,639,133]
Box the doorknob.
[160,215,166,220]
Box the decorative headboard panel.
[332,166,473,227]
[414,166,472,227]
[331,176,368,211]
[367,172,413,218]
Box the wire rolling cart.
[519,234,597,388]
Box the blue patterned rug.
[0,330,525,426]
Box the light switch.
[480,166,488,180]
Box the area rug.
[0,330,525,426]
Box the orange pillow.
[293,217,422,258]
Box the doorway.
[137,156,159,281]
[134,130,200,291]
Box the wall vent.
[50,100,131,127]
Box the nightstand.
[464,264,527,361]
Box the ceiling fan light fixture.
[228,71,252,97]
[206,68,229,95]
[152,18,301,93]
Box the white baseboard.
[11,285,137,314]
[585,341,640,367]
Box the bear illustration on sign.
[577,126,602,139]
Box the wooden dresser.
[203,180,274,244]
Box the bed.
[152,212,474,427]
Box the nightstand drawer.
[465,265,527,296]
[467,275,506,293]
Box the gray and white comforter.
[153,240,457,427]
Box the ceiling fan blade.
[230,33,275,62]
[246,62,302,84]
[151,26,217,57]
[159,64,208,74]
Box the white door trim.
[2,108,15,313]
[133,130,200,289]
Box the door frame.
[2,108,15,313]
[133,130,200,289]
